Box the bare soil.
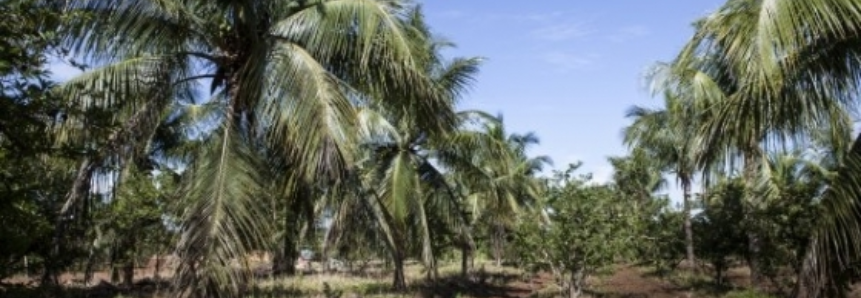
[5,262,861,298]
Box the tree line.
[5,1,861,298]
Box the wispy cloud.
[540,51,599,72]
[482,11,566,23]
[607,25,651,43]
[531,22,592,41]
[438,9,467,19]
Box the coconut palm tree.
[53,1,454,296]
[324,108,502,290]
[321,22,487,288]
[458,115,551,267]
[623,92,700,271]
[667,1,861,293]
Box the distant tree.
[695,178,747,286]
[514,163,635,298]
[84,165,176,287]
[636,196,686,276]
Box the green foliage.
[693,161,822,289]
[695,179,748,285]
[608,149,666,203]
[514,163,635,296]
[636,197,686,275]
[4,0,859,297]
[0,0,76,279]
[0,0,60,80]
[84,165,177,284]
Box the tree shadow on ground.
[248,271,532,298]
[583,275,735,298]
[2,270,531,298]
[415,272,530,298]
[0,278,173,298]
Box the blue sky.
[421,1,725,204]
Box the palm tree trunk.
[743,148,763,289]
[493,223,505,267]
[682,178,696,271]
[110,244,120,283]
[747,231,762,287]
[793,239,823,298]
[83,249,96,285]
[122,260,134,288]
[273,233,298,275]
[392,247,407,291]
[123,236,136,287]
[273,196,301,276]
[461,246,470,277]
[154,254,162,281]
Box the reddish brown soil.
[502,266,748,298]
[504,272,555,297]
[594,266,689,298]
[7,263,861,298]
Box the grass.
[0,261,521,298]
[0,261,797,298]
[250,261,521,298]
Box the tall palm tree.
[623,92,700,271]
[322,23,486,289]
[457,115,551,267]
[54,1,453,297]
[668,1,861,293]
[324,108,499,290]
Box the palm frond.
[62,0,207,62]
[798,131,861,297]
[263,41,357,182]
[174,123,271,298]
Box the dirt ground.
[5,262,861,298]
[0,265,743,298]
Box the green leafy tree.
[695,178,747,286]
[85,165,176,287]
[637,196,686,276]
[514,163,635,298]
[0,0,89,281]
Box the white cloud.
[607,25,651,43]
[481,11,566,23]
[438,10,466,19]
[540,51,598,72]
[532,22,592,41]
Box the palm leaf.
[263,41,357,182]
[174,123,271,298]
